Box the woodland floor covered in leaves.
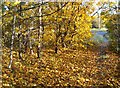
[2,47,120,87]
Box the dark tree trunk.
[24,34,29,53]
[61,36,64,48]
[61,31,67,48]
[55,38,58,54]
[18,3,22,60]
[54,25,61,54]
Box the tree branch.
[22,2,68,22]
[2,2,48,17]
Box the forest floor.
[2,47,120,87]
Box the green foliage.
[106,14,120,53]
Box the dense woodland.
[1,1,120,87]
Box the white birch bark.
[8,15,16,69]
[37,1,43,58]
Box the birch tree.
[37,1,43,58]
[8,15,16,69]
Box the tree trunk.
[61,31,67,48]
[55,37,58,54]
[37,1,43,58]
[24,33,29,54]
[18,3,22,60]
[8,15,16,69]
[28,28,33,55]
[55,25,61,54]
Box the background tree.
[105,1,120,54]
